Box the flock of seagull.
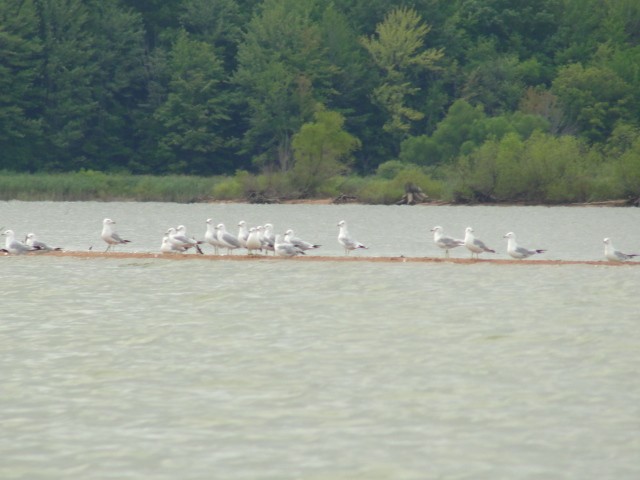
[1,218,638,262]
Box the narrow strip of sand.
[4,250,636,266]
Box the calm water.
[1,202,639,479]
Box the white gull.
[337,220,367,255]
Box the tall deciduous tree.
[361,7,444,140]
[234,0,333,172]
[291,107,361,195]
[552,63,634,143]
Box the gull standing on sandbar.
[204,219,222,255]
[167,226,203,254]
[284,229,320,252]
[246,227,263,255]
[337,220,368,255]
[216,223,241,255]
[603,237,638,262]
[274,234,305,257]
[261,224,276,254]
[431,226,464,258]
[503,232,545,259]
[463,227,495,259]
[2,229,40,254]
[101,218,131,252]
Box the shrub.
[376,160,406,179]
[211,176,243,200]
[357,178,403,204]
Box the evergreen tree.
[0,0,43,171]
[153,30,231,174]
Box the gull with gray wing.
[503,232,545,259]
[463,227,495,259]
[431,226,464,258]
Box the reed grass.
[0,171,223,203]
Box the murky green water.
[1,202,639,479]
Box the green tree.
[361,7,444,140]
[552,63,634,142]
[0,0,42,171]
[83,1,147,171]
[291,107,361,195]
[34,0,99,171]
[179,0,246,72]
[153,30,231,174]
[234,0,332,172]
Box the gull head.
[337,220,346,228]
[103,218,115,225]
[503,232,515,239]
[431,226,443,233]
[166,227,176,235]
[1,229,13,237]
[206,218,213,225]
[177,225,186,233]
[285,229,294,235]
[603,237,611,245]
[238,220,246,227]
[465,227,474,234]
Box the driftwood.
[333,194,358,204]
[246,191,280,204]
[396,182,428,205]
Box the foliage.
[153,29,231,174]
[291,108,361,196]
[1,0,640,204]
[0,171,221,202]
[361,7,444,139]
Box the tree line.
[1,0,640,202]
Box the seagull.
[603,237,638,262]
[284,229,320,251]
[161,234,189,254]
[274,234,305,257]
[2,229,40,254]
[204,219,222,255]
[216,223,241,255]
[246,227,263,255]
[237,220,249,249]
[503,232,545,259]
[430,226,464,258]
[167,226,203,254]
[25,233,62,252]
[101,218,131,252]
[337,220,367,255]
[463,227,495,259]
[262,223,276,254]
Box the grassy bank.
[0,171,224,203]
[0,158,637,205]
[0,169,440,204]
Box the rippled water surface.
[1,202,639,479]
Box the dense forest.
[1,0,640,203]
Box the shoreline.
[1,197,636,207]
[3,250,636,266]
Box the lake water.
[1,201,639,479]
